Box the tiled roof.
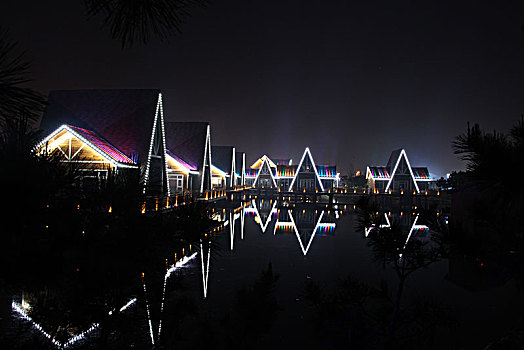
[369,166,390,179]
[412,167,431,179]
[211,146,234,174]
[277,165,296,177]
[317,165,337,177]
[68,125,135,164]
[166,149,197,171]
[40,89,161,165]
[164,122,209,171]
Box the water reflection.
[244,198,340,256]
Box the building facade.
[366,149,433,194]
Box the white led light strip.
[288,147,325,192]
[384,149,421,194]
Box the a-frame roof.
[250,155,276,169]
[235,151,245,175]
[288,147,324,192]
[211,146,234,174]
[385,149,421,193]
[165,122,209,171]
[39,89,162,164]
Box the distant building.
[37,89,168,194]
[234,151,246,187]
[366,149,433,194]
[211,146,235,190]
[164,122,212,194]
[246,148,339,192]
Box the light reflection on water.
[9,198,524,349]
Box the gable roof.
[288,147,324,192]
[211,146,234,174]
[164,122,209,171]
[39,89,162,165]
[235,151,245,175]
[385,149,420,193]
[39,124,136,166]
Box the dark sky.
[2,0,524,177]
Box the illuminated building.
[366,149,433,194]
[234,151,246,187]
[246,148,339,192]
[164,122,212,194]
[211,146,235,190]
[37,89,169,194]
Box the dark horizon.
[1,0,523,177]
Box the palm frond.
[84,0,209,47]
[0,28,46,122]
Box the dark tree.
[0,28,45,123]
[84,0,209,47]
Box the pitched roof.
[211,146,234,174]
[164,122,209,171]
[235,151,245,175]
[386,149,403,171]
[68,125,135,164]
[166,149,197,171]
[412,167,431,179]
[368,166,390,179]
[39,89,161,165]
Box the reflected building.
[274,206,337,255]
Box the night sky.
[2,0,523,177]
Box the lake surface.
[5,197,524,349]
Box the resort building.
[246,148,339,192]
[234,151,246,188]
[211,146,236,190]
[366,148,433,194]
[37,89,168,194]
[164,122,212,194]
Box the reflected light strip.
[142,280,155,346]
[12,296,136,349]
[251,200,277,233]
[288,210,325,256]
[200,242,211,299]
[158,251,198,340]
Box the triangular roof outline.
[288,147,324,192]
[385,149,421,193]
[253,157,278,187]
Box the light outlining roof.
[200,125,212,193]
[37,124,137,168]
[143,93,169,195]
[384,149,420,193]
[252,157,278,187]
[250,155,276,169]
[211,165,228,177]
[159,97,170,196]
[166,152,198,174]
[230,147,236,187]
[288,147,325,192]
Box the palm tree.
[84,0,209,47]
[0,28,45,123]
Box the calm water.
[6,198,524,349]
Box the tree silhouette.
[0,28,46,123]
[84,0,209,47]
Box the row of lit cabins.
[36,89,434,196]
